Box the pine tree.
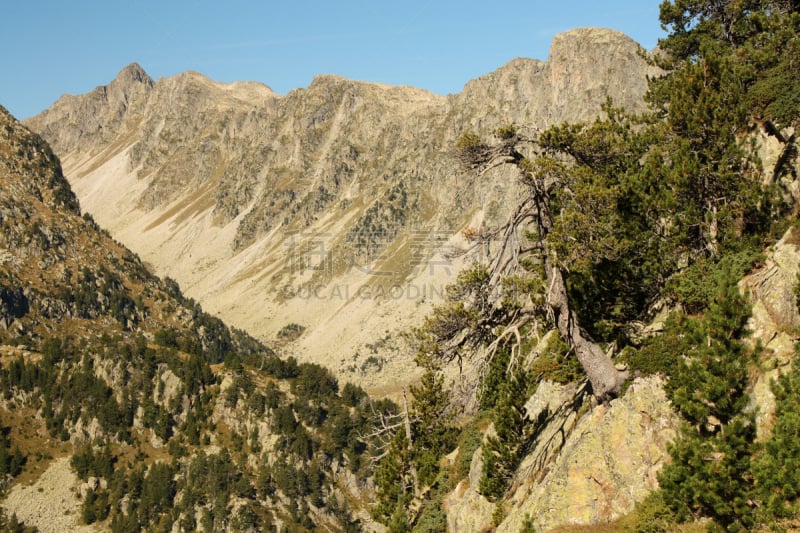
[372,432,413,524]
[658,273,757,530]
[479,365,529,500]
[82,488,97,525]
[665,274,753,433]
[410,363,456,487]
[660,415,756,530]
[754,357,800,518]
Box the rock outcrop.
[741,225,800,438]
[445,377,679,532]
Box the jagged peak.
[549,27,644,59]
[113,62,154,87]
[38,62,153,110]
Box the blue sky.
[0,1,666,119]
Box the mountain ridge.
[26,27,659,392]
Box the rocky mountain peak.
[549,26,641,53]
[113,61,154,89]
[546,27,658,123]
[24,63,154,158]
[454,27,658,131]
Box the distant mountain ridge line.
[24,27,658,391]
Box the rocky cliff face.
[445,377,680,532]
[27,28,658,392]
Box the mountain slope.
[0,103,256,362]
[26,28,659,391]
[0,105,386,532]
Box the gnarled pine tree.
[452,120,637,400]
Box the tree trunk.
[402,387,414,452]
[534,188,628,400]
[546,262,628,399]
[401,387,420,494]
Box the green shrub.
[529,332,584,385]
[412,496,447,533]
[666,248,762,314]
[627,491,677,533]
[622,312,691,378]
